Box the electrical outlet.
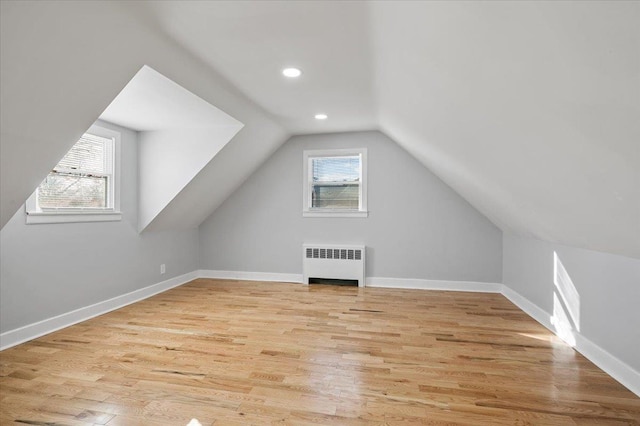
[160,264,166,274]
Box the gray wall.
[503,233,640,370]
[199,131,502,282]
[0,120,199,333]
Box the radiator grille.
[303,244,365,287]
[305,247,362,261]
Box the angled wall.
[199,131,503,282]
[502,233,640,393]
[138,126,241,231]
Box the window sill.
[303,210,368,218]
[25,211,122,225]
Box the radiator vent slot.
[302,244,365,287]
[306,247,362,261]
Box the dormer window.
[25,123,122,224]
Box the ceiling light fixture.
[282,67,302,78]
[314,114,328,120]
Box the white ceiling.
[126,0,377,135]
[100,65,242,131]
[125,1,640,258]
[2,1,638,259]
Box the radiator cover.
[302,244,365,287]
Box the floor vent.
[308,278,359,287]
[303,244,365,287]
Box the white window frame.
[303,148,368,218]
[25,124,122,224]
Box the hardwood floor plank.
[1,279,638,425]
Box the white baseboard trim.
[573,333,640,397]
[501,285,640,397]
[500,285,554,330]
[198,269,303,284]
[196,272,502,293]
[366,276,502,293]
[0,270,199,351]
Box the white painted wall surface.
[502,233,640,371]
[199,131,503,282]
[138,126,241,232]
[0,121,199,333]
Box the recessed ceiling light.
[282,68,302,78]
[314,114,328,120]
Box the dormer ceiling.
[99,65,244,232]
[1,1,638,258]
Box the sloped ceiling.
[1,1,638,259]
[370,1,640,258]
[124,0,640,259]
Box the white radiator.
[302,244,365,287]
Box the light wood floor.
[1,279,638,425]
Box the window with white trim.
[303,148,368,218]
[26,124,121,224]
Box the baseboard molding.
[198,269,303,284]
[196,272,502,293]
[366,276,502,293]
[573,333,640,397]
[500,285,554,330]
[0,270,199,351]
[501,285,640,397]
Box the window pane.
[38,173,107,208]
[312,183,359,209]
[56,133,108,174]
[312,156,360,183]
[310,155,361,210]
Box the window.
[303,148,368,217]
[26,124,121,224]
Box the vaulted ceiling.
[1,1,638,259]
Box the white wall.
[199,131,503,282]
[0,121,199,333]
[502,233,640,372]
[138,126,241,231]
